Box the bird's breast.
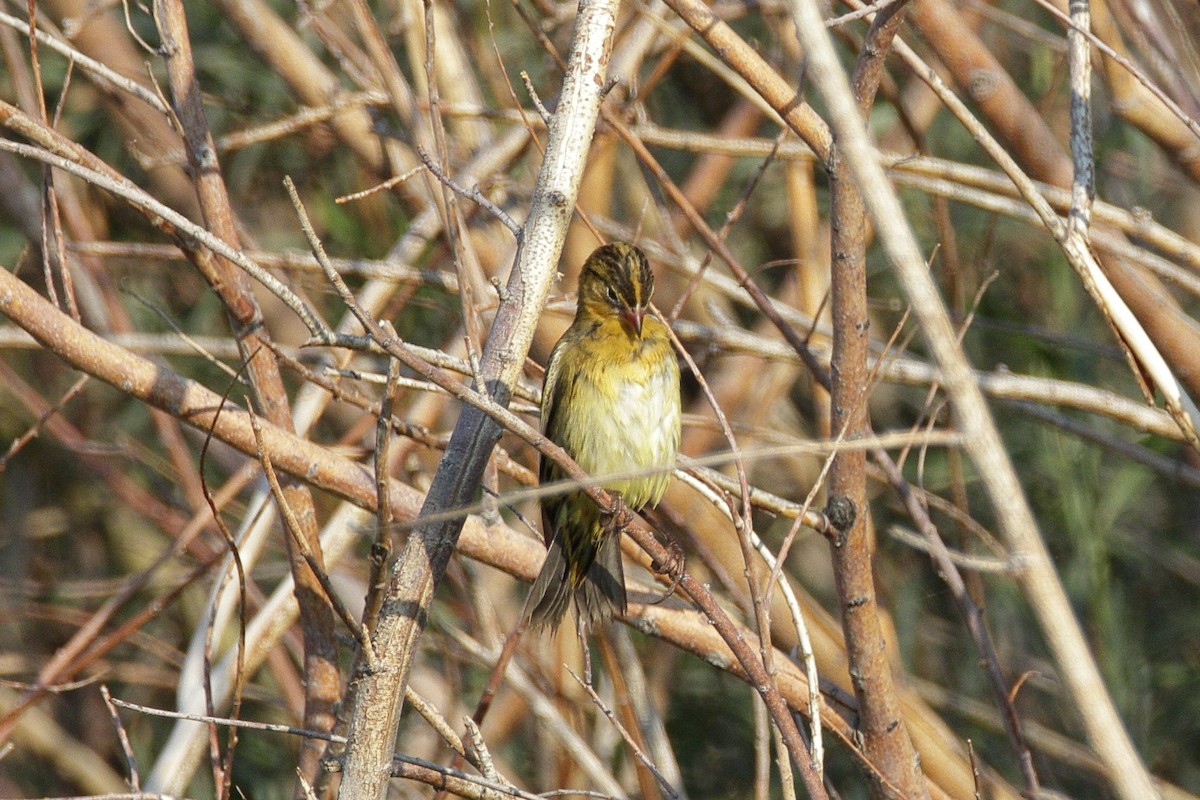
[554,347,680,510]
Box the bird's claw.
[601,493,635,536]
[651,537,685,578]
[649,537,685,605]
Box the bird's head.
[577,242,655,337]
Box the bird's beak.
[622,306,645,337]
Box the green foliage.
[666,660,758,798]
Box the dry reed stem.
[799,1,1162,797]
[5,0,1200,797]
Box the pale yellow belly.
[562,363,680,510]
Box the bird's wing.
[538,337,569,502]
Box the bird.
[524,242,682,631]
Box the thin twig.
[364,354,400,634]
[0,10,169,111]
[101,685,141,792]
[111,697,539,800]
[565,667,681,800]
[519,70,552,123]
[416,145,521,234]
[0,137,329,339]
[247,408,379,671]
[0,373,88,470]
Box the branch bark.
[788,1,1161,797]
[825,2,929,796]
[152,3,339,791]
[334,1,619,798]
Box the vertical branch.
[365,357,401,634]
[783,159,829,434]
[823,3,930,797]
[791,0,1163,797]
[417,0,486,369]
[1068,0,1094,233]
[150,2,340,793]
[334,2,620,798]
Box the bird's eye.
[605,286,620,304]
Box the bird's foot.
[601,493,635,537]
[650,536,686,579]
[648,536,686,604]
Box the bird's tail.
[523,531,626,631]
[524,537,573,630]
[577,530,626,628]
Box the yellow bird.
[525,242,682,630]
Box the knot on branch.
[824,494,857,547]
[967,68,1000,101]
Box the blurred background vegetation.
[2,0,1200,798]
